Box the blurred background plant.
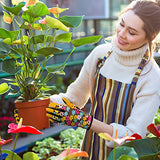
[0,93,15,140]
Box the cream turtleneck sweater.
[100,38,149,83]
[50,39,160,147]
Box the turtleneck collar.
[111,37,149,66]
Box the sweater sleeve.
[106,65,160,148]
[50,56,91,107]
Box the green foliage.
[0,1,102,101]
[0,83,10,95]
[154,108,160,125]
[2,149,40,160]
[108,146,138,160]
[32,128,85,160]
[108,137,160,160]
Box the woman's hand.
[46,97,93,129]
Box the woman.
[47,0,160,159]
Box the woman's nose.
[119,28,126,38]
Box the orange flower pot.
[15,99,50,130]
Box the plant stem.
[0,146,2,160]
[113,142,116,160]
[63,47,76,64]
[11,133,19,160]
[42,47,76,84]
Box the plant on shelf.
[0,0,101,129]
[0,0,101,102]
[99,123,160,160]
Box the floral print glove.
[46,97,93,130]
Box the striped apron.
[81,50,148,160]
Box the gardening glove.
[46,97,93,130]
[14,109,20,123]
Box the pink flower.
[147,123,160,137]
[8,119,43,135]
[0,138,13,146]
[76,109,80,115]
[67,121,71,126]
[55,148,88,160]
[39,19,47,25]
[65,116,70,121]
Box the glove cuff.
[86,115,93,130]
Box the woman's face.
[115,10,148,51]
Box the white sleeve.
[50,63,90,107]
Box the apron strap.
[96,51,112,73]
[131,51,149,85]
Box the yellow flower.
[3,11,12,24]
[69,115,73,121]
[83,121,87,126]
[83,117,87,121]
[61,117,65,122]
[74,115,78,119]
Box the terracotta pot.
[15,99,50,130]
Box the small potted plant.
[0,0,101,130]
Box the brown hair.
[120,0,160,57]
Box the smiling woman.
[46,0,160,159]
[115,10,148,51]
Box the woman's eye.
[120,22,124,27]
[129,31,135,35]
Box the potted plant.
[0,0,102,130]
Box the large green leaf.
[45,16,69,32]
[22,12,40,23]
[71,35,102,47]
[30,35,52,44]
[108,146,138,160]
[0,83,10,95]
[0,41,11,59]
[22,2,49,22]
[59,16,84,28]
[118,155,137,160]
[1,59,21,74]
[2,149,22,160]
[1,2,25,16]
[23,152,39,160]
[0,28,19,40]
[55,33,72,43]
[36,47,63,56]
[46,63,66,75]
[123,137,160,160]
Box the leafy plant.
[32,128,85,160]
[0,0,102,101]
[0,118,43,160]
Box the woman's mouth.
[118,37,128,45]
